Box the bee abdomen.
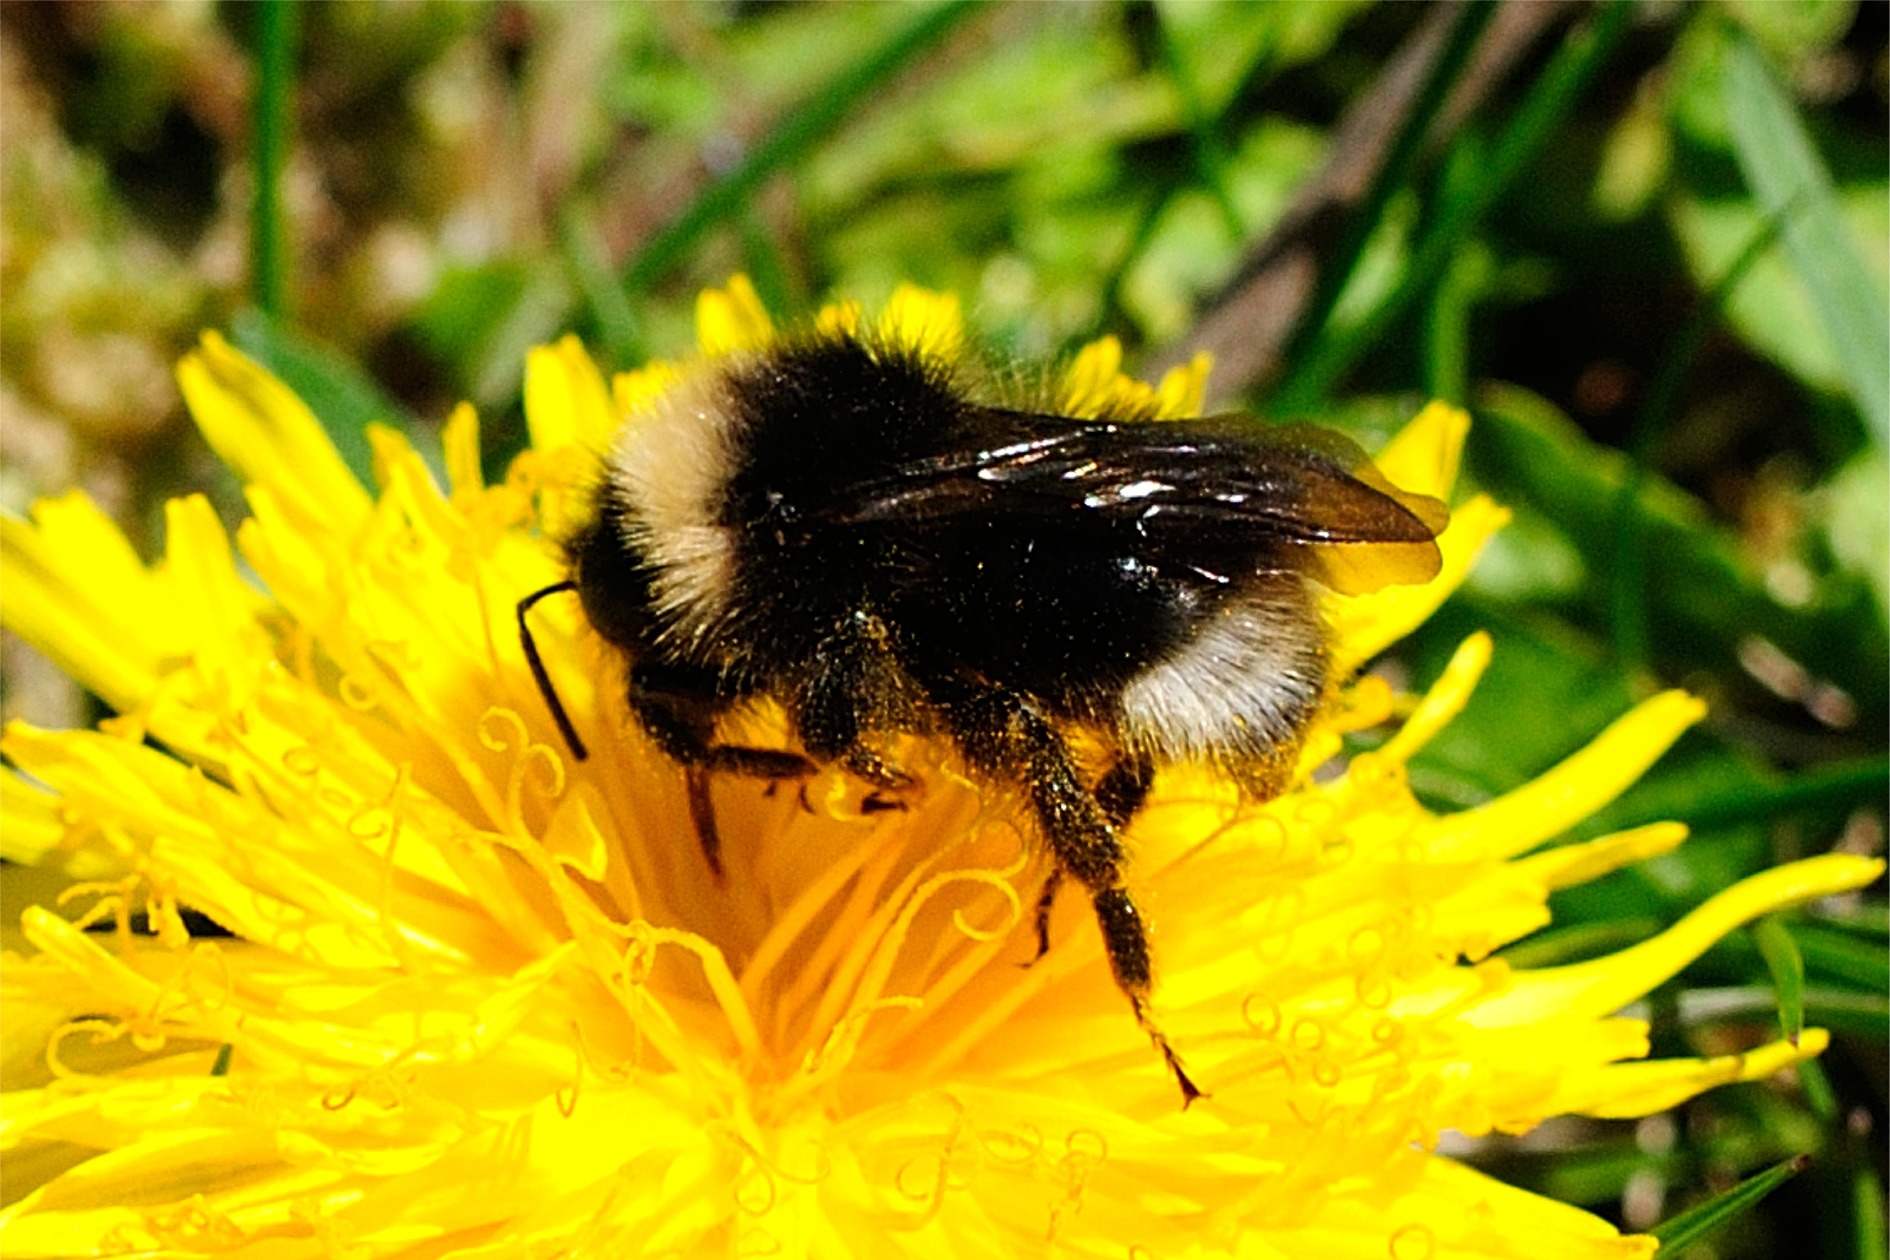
[1115,577,1326,767]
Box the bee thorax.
[605,370,745,640]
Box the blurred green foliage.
[0,2,1883,1254]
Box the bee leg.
[1027,866,1064,964]
[1096,754,1155,829]
[840,746,912,790]
[950,691,1202,1106]
[682,766,724,876]
[1026,758,1149,965]
[627,661,736,764]
[800,623,918,806]
[626,663,736,875]
[1092,885,1203,1106]
[681,747,820,875]
[628,661,813,876]
[703,746,819,778]
[843,747,921,816]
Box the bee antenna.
[516,580,589,761]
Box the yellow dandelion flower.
[1,280,1879,1259]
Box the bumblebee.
[520,326,1445,1102]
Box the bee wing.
[819,409,1448,591]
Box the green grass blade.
[622,1,980,292]
[1422,237,1484,408]
[1670,757,1887,832]
[250,0,298,320]
[1795,1057,1839,1123]
[1680,986,1890,1039]
[559,205,644,368]
[1652,1155,1811,1252]
[1090,188,1176,345]
[1472,394,1890,730]
[1579,753,1889,841]
[1268,1,1496,410]
[1283,0,1630,407]
[1812,901,1890,937]
[737,212,798,323]
[1857,1164,1889,1260]
[1723,27,1890,446]
[1752,916,1806,1045]
[1791,921,1890,992]
[1610,197,1796,668]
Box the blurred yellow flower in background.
[1,279,1878,1259]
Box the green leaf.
[1687,916,1888,1009]
[1810,900,1890,939]
[1611,195,1794,669]
[1821,448,1890,621]
[1794,1056,1839,1122]
[1726,0,1861,58]
[1152,6,1244,242]
[229,309,431,488]
[1723,27,1890,445]
[1403,597,1637,807]
[409,262,575,409]
[1752,916,1806,1044]
[1653,1154,1811,1251]
[1423,237,1492,407]
[1471,386,1890,729]
[1493,1140,1683,1209]
[1582,757,1889,838]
